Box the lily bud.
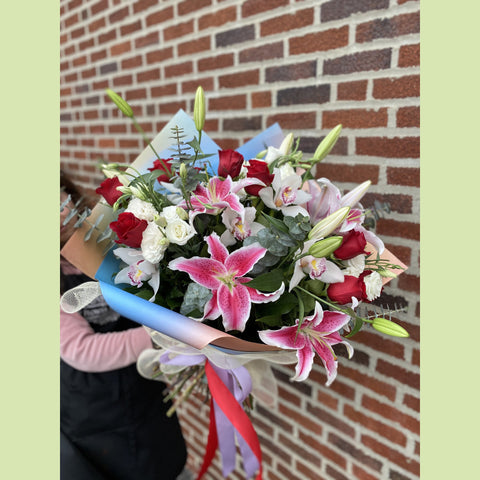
[312,124,342,163]
[176,207,188,221]
[105,88,133,118]
[280,133,294,155]
[340,180,371,208]
[372,318,409,338]
[194,86,205,132]
[255,149,267,159]
[179,163,187,180]
[308,206,350,240]
[308,236,343,258]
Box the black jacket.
[60,272,187,480]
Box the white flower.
[165,218,195,245]
[126,197,159,222]
[259,167,311,217]
[113,248,160,302]
[141,222,169,264]
[220,206,263,246]
[158,205,187,226]
[342,254,366,278]
[363,271,383,301]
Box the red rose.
[327,275,366,305]
[327,271,373,304]
[218,149,244,179]
[245,160,274,196]
[334,230,368,260]
[95,177,123,206]
[110,212,148,248]
[148,158,173,183]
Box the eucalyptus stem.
[166,366,206,418]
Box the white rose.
[363,271,383,301]
[343,254,366,278]
[141,222,169,264]
[158,205,188,226]
[165,219,195,245]
[126,197,159,222]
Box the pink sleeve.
[60,308,153,372]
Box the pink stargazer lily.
[168,232,284,332]
[258,302,353,385]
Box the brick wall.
[60,1,420,479]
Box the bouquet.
[61,87,407,479]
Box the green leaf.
[244,269,284,292]
[260,212,289,233]
[255,314,284,327]
[345,317,364,338]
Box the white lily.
[220,206,264,246]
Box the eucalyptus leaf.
[260,212,289,233]
[244,269,283,292]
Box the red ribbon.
[196,360,263,480]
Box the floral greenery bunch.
[94,87,407,386]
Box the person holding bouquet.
[60,170,188,480]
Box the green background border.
[2,1,477,478]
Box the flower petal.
[314,311,350,334]
[245,282,285,304]
[319,261,344,284]
[225,243,266,277]
[292,343,315,382]
[203,290,221,320]
[217,283,251,332]
[168,257,225,290]
[258,325,306,351]
[310,338,338,386]
[113,247,144,265]
[206,232,229,264]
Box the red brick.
[376,219,420,241]
[79,38,95,51]
[321,0,389,22]
[356,12,420,43]
[299,431,348,468]
[373,75,420,98]
[352,464,379,480]
[91,0,108,16]
[267,112,316,129]
[356,136,419,158]
[164,19,194,41]
[242,0,288,17]
[397,106,420,128]
[251,91,271,108]
[178,36,211,56]
[376,359,420,390]
[404,393,420,413]
[315,163,379,184]
[411,349,420,367]
[398,273,419,293]
[178,0,211,15]
[323,108,388,129]
[316,389,339,411]
[198,53,234,72]
[295,461,325,480]
[198,6,236,30]
[133,0,158,14]
[70,26,85,39]
[218,69,260,88]
[120,20,142,36]
[158,101,187,114]
[260,8,314,36]
[337,80,368,100]
[353,331,405,359]
[64,13,78,28]
[119,139,140,149]
[134,31,159,49]
[278,404,323,435]
[239,41,283,63]
[113,74,134,86]
[181,77,215,93]
[209,94,247,111]
[386,166,419,187]
[342,365,396,400]
[278,432,323,469]
[324,49,391,75]
[109,6,129,23]
[361,435,420,475]
[164,61,193,78]
[136,68,161,83]
[90,49,107,63]
[384,243,412,266]
[98,28,116,45]
[399,43,420,67]
[72,56,87,67]
[145,6,174,26]
[110,41,131,56]
[146,47,173,64]
[289,26,349,55]
[344,405,407,445]
[121,56,143,70]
